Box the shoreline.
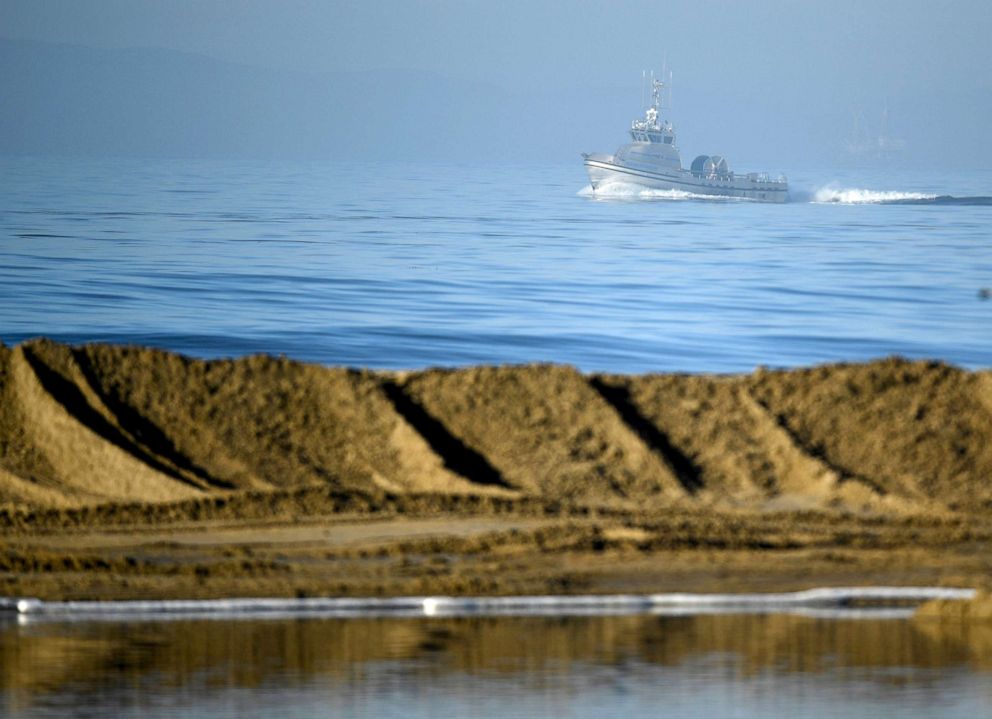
[3,501,990,604]
[4,587,977,622]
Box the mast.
[630,64,676,145]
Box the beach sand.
[1,338,991,602]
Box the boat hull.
[584,158,789,203]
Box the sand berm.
[1,338,991,604]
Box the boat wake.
[578,182,748,202]
[580,182,992,206]
[806,185,992,205]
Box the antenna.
[668,68,673,114]
[641,69,646,110]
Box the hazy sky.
[2,0,990,166]
[3,0,987,84]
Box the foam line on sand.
[3,587,975,621]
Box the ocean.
[2,156,990,373]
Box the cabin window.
[664,136,673,144]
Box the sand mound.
[397,365,686,502]
[747,359,992,511]
[596,373,900,511]
[0,340,990,514]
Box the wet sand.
[1,339,991,602]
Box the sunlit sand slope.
[1,339,990,514]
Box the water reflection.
[0,613,990,717]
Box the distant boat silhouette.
[844,108,906,162]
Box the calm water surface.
[1,613,990,718]
[1,157,990,372]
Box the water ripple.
[2,158,990,372]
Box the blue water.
[1,156,990,372]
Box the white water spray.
[580,180,948,205]
[579,182,746,202]
[810,185,938,204]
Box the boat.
[583,71,788,202]
[843,107,906,164]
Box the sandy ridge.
[1,339,991,515]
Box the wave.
[578,182,746,202]
[811,187,936,204]
[808,185,992,205]
[580,182,992,206]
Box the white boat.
[583,71,788,202]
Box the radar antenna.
[630,61,677,138]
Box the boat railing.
[745,172,788,185]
